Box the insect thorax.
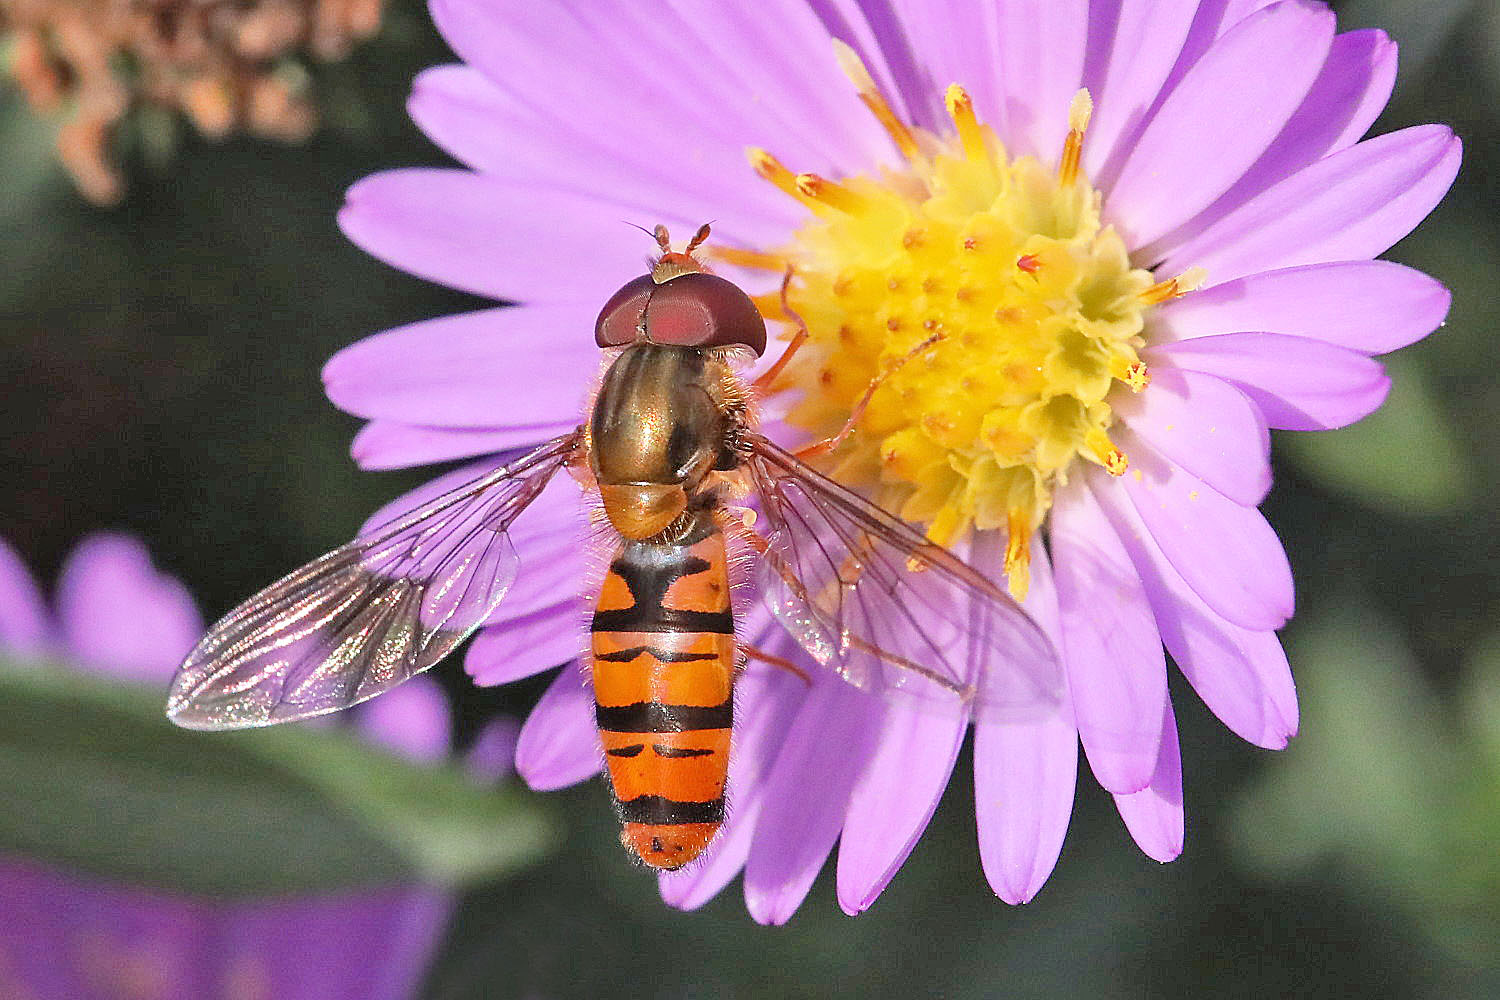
[590,344,724,484]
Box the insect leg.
[740,641,812,684]
[751,266,810,393]
[793,331,946,461]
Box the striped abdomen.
[591,514,734,870]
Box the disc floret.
[754,67,1193,598]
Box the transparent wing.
[167,430,583,730]
[745,433,1062,722]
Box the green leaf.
[1227,605,1500,962]
[0,662,555,897]
[1280,355,1474,515]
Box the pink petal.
[1114,426,1294,630]
[466,715,522,781]
[358,463,588,688]
[973,546,1079,904]
[1089,468,1294,748]
[887,0,1003,129]
[1049,478,1167,795]
[659,662,808,911]
[1111,698,1184,862]
[1095,0,1280,190]
[1159,125,1462,284]
[466,606,585,688]
[1106,1,1335,249]
[974,707,1078,904]
[836,700,969,914]
[514,662,601,791]
[1154,0,1287,101]
[406,66,797,249]
[993,0,1090,160]
[340,169,690,307]
[479,511,586,623]
[651,0,901,171]
[742,676,884,925]
[354,674,452,764]
[1145,28,1397,258]
[56,534,203,683]
[1081,0,1199,181]
[1236,628,1300,737]
[810,0,932,127]
[1112,367,1270,505]
[351,422,569,472]
[429,0,892,179]
[1149,260,1451,355]
[323,305,596,429]
[0,536,50,658]
[405,64,520,174]
[358,455,581,545]
[1146,333,1391,431]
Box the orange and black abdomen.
[591,514,734,870]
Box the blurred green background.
[3,0,1498,996]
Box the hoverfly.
[167,224,1061,870]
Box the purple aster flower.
[0,534,465,997]
[0,859,448,1000]
[322,0,1459,922]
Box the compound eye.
[595,275,656,347]
[644,272,767,356]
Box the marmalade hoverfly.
[167,224,1060,870]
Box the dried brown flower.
[0,0,385,204]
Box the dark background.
[3,1,1497,996]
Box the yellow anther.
[751,291,792,320]
[1139,266,1208,305]
[1086,428,1129,476]
[1004,510,1032,601]
[945,84,988,163]
[708,245,788,272]
[1068,89,1094,134]
[833,39,923,162]
[1058,88,1093,186]
[1175,266,1208,294]
[754,74,1169,579]
[1111,358,1151,392]
[794,172,870,213]
[747,146,812,205]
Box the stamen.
[1085,428,1128,476]
[1111,358,1151,392]
[1057,89,1093,186]
[944,84,988,163]
[758,71,1164,592]
[925,506,964,550]
[747,147,819,209]
[795,172,871,214]
[751,291,792,319]
[1004,510,1032,601]
[708,246,788,271]
[832,39,922,162]
[1138,266,1208,305]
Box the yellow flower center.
[723,46,1203,599]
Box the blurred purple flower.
[0,533,499,998]
[323,0,1458,921]
[0,532,515,777]
[0,858,447,1000]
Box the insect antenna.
[684,222,713,255]
[652,223,673,254]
